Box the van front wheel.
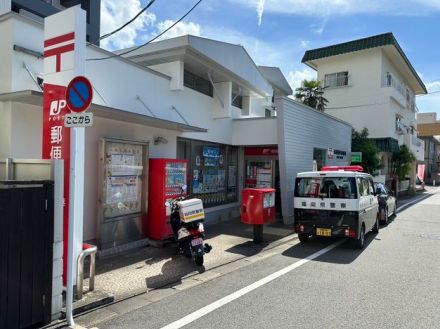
[354,225,365,249]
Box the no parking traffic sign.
[64,76,93,127]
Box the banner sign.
[42,84,71,283]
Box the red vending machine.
[147,158,188,240]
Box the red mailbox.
[241,188,276,225]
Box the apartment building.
[302,33,427,181]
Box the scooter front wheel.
[195,255,204,266]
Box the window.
[177,138,238,208]
[386,72,393,86]
[231,90,243,109]
[324,71,349,88]
[295,177,357,199]
[184,70,213,97]
[357,177,373,196]
[265,108,272,117]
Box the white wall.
[10,102,42,158]
[317,49,383,107]
[232,117,277,145]
[316,48,419,141]
[276,97,352,219]
[149,61,184,91]
[83,116,180,241]
[0,101,12,158]
[417,112,437,124]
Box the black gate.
[0,181,54,329]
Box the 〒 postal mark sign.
[65,76,93,127]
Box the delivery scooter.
[166,185,212,266]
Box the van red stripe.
[44,32,75,48]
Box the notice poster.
[106,176,138,204]
[103,142,144,218]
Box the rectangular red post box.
[241,188,276,225]
[147,158,188,240]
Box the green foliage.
[295,79,328,112]
[391,145,416,180]
[351,128,382,174]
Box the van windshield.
[295,177,358,199]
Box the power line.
[87,0,203,61]
[93,0,157,43]
[417,90,440,97]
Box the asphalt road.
[81,189,440,329]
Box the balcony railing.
[383,73,416,112]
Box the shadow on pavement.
[145,254,205,289]
[95,218,294,275]
[224,240,268,257]
[281,231,378,265]
[95,243,176,275]
[396,191,434,212]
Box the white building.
[302,33,427,178]
[0,5,353,257]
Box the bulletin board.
[102,141,145,218]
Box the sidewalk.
[83,218,295,301]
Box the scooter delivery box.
[178,198,205,223]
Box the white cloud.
[287,68,317,90]
[417,80,440,114]
[426,80,440,93]
[228,0,440,17]
[256,0,266,26]
[100,0,156,50]
[155,20,202,41]
[300,40,310,48]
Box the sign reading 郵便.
[64,76,94,127]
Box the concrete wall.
[232,117,277,145]
[276,97,352,220]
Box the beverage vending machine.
[147,159,188,240]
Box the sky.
[99,0,440,115]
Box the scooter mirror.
[181,184,187,193]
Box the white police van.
[294,166,379,249]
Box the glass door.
[245,160,274,188]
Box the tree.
[391,145,416,180]
[351,128,382,174]
[295,79,328,112]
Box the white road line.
[161,240,343,329]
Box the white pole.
[66,125,86,327]
[66,127,77,327]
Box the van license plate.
[316,228,331,237]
